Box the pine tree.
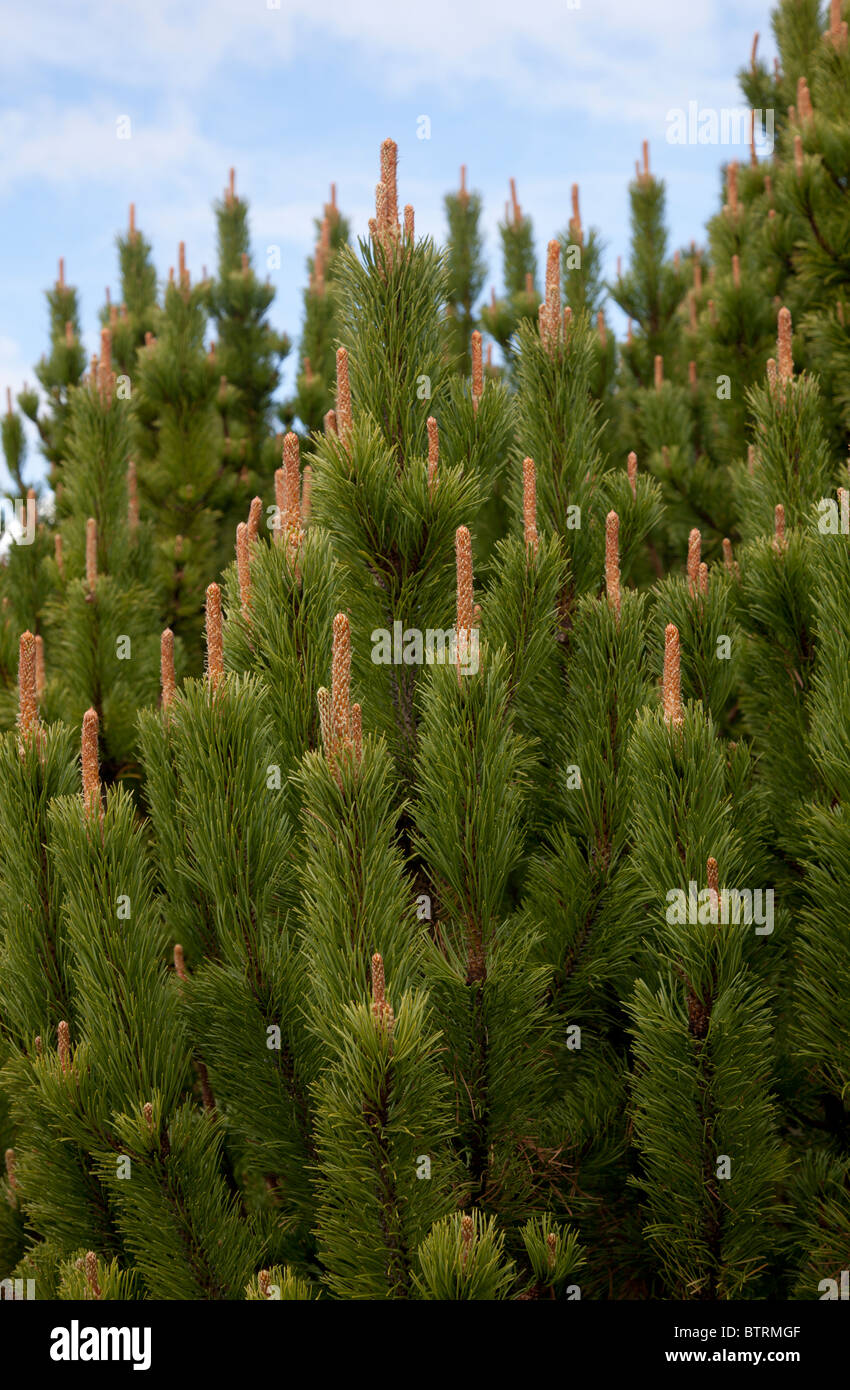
[3,1,850,1302]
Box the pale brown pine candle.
[522,457,538,555]
[427,416,439,492]
[627,451,638,498]
[662,624,684,727]
[331,614,351,752]
[335,348,352,440]
[161,629,176,709]
[687,528,701,593]
[471,331,483,410]
[81,707,100,819]
[778,307,793,383]
[205,583,223,689]
[246,496,263,545]
[236,523,252,618]
[605,511,621,620]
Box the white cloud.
[1,0,773,115]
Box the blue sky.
[0,0,777,489]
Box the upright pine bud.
[57,1020,71,1074]
[18,631,37,744]
[35,635,46,701]
[205,583,223,689]
[722,537,740,581]
[687,528,701,594]
[55,533,64,578]
[81,708,100,819]
[732,255,741,290]
[699,562,708,596]
[380,138,399,232]
[662,624,684,728]
[404,204,414,242]
[161,629,176,710]
[335,348,352,441]
[471,331,483,412]
[774,503,786,551]
[541,239,561,353]
[522,457,538,556]
[236,523,252,618]
[85,518,97,593]
[654,355,664,390]
[455,526,474,675]
[627,450,638,498]
[427,416,439,493]
[324,408,338,437]
[331,613,351,752]
[371,952,394,1032]
[777,307,793,384]
[707,856,720,914]
[605,511,621,620]
[85,1252,102,1300]
[461,1214,474,1268]
[281,431,302,558]
[246,496,263,546]
[174,943,188,981]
